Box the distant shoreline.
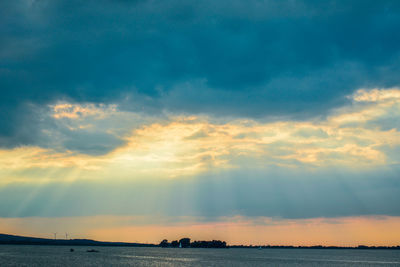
[0,233,155,248]
[1,233,399,250]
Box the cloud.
[0,89,399,221]
[0,88,399,174]
[1,0,400,147]
[1,102,157,155]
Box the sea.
[0,245,400,266]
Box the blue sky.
[1,0,400,244]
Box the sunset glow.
[1,0,400,247]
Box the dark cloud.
[1,0,400,148]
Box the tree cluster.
[159,238,227,248]
[191,240,227,248]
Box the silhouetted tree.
[171,240,179,247]
[159,239,169,247]
[191,240,227,248]
[179,238,191,248]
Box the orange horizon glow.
[1,215,400,247]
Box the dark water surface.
[0,245,400,266]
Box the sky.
[1,0,400,246]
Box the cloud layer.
[1,0,400,147]
[1,88,399,167]
[0,88,399,220]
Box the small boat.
[86,249,99,253]
[258,246,262,250]
[70,248,74,252]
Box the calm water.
[0,245,400,266]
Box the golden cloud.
[51,102,117,119]
[1,88,400,182]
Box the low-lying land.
[1,234,399,249]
